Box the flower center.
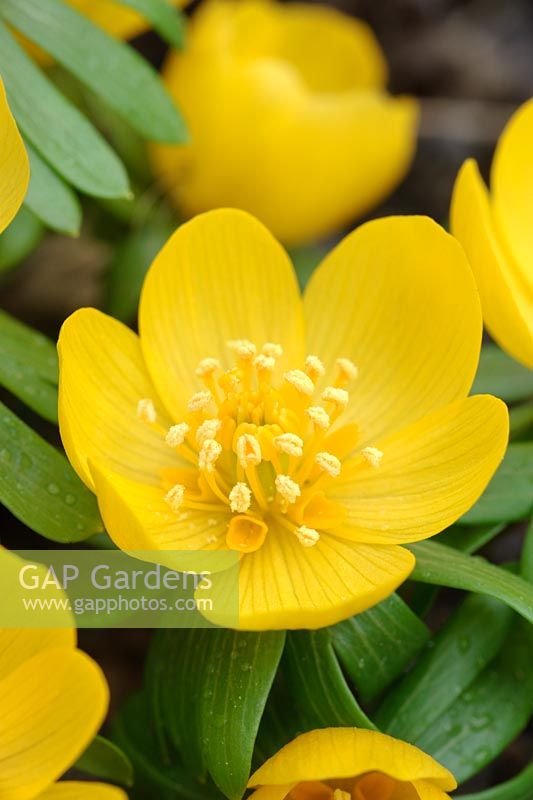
[138,341,382,553]
[288,775,399,800]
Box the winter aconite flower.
[451,99,533,369]
[0,625,125,799]
[151,0,418,247]
[0,78,29,235]
[248,728,457,800]
[58,209,508,630]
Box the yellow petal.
[58,308,177,490]
[248,728,456,791]
[0,647,108,800]
[248,785,297,800]
[451,159,533,368]
[0,627,74,682]
[304,216,482,445]
[329,395,508,544]
[66,0,184,41]
[0,78,29,235]
[139,208,305,420]
[36,783,127,800]
[411,782,453,800]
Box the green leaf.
[520,517,533,583]
[1,0,187,143]
[408,540,533,624]
[283,629,376,730]
[115,0,186,48]
[375,593,513,738]
[147,629,285,800]
[459,761,533,800]
[509,401,533,441]
[0,400,102,541]
[329,593,430,701]
[0,207,43,273]
[24,141,81,235]
[472,344,533,403]
[461,443,533,525]
[76,735,134,788]
[436,522,506,554]
[289,243,329,292]
[0,22,129,198]
[0,310,58,422]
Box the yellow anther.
[262,342,283,358]
[336,357,359,382]
[315,451,341,478]
[196,357,220,377]
[165,422,190,448]
[275,474,301,504]
[164,484,185,514]
[196,418,221,446]
[236,433,262,469]
[306,406,331,430]
[198,439,222,472]
[137,398,156,424]
[321,386,349,409]
[219,369,240,393]
[229,482,252,513]
[274,432,304,457]
[305,354,325,382]
[361,446,383,468]
[254,354,275,373]
[283,369,315,396]
[296,525,320,547]
[228,339,257,360]
[188,390,213,412]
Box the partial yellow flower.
[451,99,533,369]
[0,625,126,800]
[151,0,419,247]
[58,209,508,630]
[0,77,29,235]
[248,728,457,800]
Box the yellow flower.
[451,99,533,369]
[151,0,419,247]
[0,77,29,235]
[248,728,457,800]
[0,625,126,800]
[58,209,508,630]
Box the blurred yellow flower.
[58,209,508,630]
[151,0,419,247]
[451,99,533,369]
[0,624,125,800]
[0,77,29,235]
[248,727,456,800]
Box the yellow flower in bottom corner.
[248,728,456,800]
[0,626,126,800]
[451,99,533,369]
[58,209,508,631]
[0,77,29,235]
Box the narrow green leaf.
[408,540,533,624]
[76,735,134,788]
[0,22,129,198]
[1,0,187,143]
[461,443,533,525]
[0,400,102,541]
[115,0,186,48]
[375,593,513,738]
[436,522,506,554]
[24,141,81,235]
[520,517,533,583]
[283,630,376,730]
[0,207,43,273]
[460,762,533,800]
[472,344,533,403]
[329,593,430,701]
[0,310,58,422]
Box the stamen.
[195,357,220,377]
[305,354,325,382]
[315,451,341,478]
[228,339,256,360]
[164,484,185,514]
[274,432,304,457]
[229,482,252,513]
[336,357,358,383]
[296,525,320,547]
[198,439,222,472]
[306,406,331,430]
[137,398,156,424]
[253,354,275,373]
[283,369,314,396]
[262,342,283,358]
[236,434,262,469]
[275,474,301,504]
[361,446,383,467]
[188,390,213,412]
[321,386,349,409]
[165,422,190,448]
[196,418,221,446]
